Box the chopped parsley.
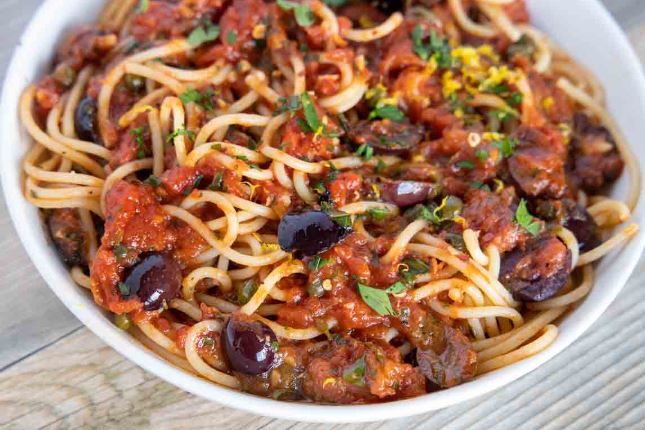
[357,282,395,316]
[130,126,147,159]
[368,105,405,122]
[301,92,322,133]
[455,160,475,170]
[226,31,237,45]
[308,256,332,271]
[137,0,149,13]
[183,174,204,196]
[411,25,452,68]
[179,88,215,111]
[187,20,221,48]
[323,0,347,6]
[144,175,162,187]
[355,143,374,161]
[366,207,390,221]
[475,149,489,161]
[200,336,215,347]
[399,258,429,285]
[277,0,315,27]
[515,199,541,236]
[493,137,519,158]
[506,92,524,107]
[342,355,366,386]
[274,95,302,115]
[113,244,128,261]
[470,181,491,191]
[247,137,259,150]
[209,172,224,191]
[330,212,352,228]
[375,158,386,174]
[167,127,196,142]
[117,282,130,297]
[415,195,463,225]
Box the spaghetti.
[21,0,640,404]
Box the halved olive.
[222,317,277,375]
[121,253,182,310]
[379,180,437,207]
[75,96,99,143]
[278,211,351,257]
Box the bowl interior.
[2,0,644,423]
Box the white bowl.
[2,0,644,423]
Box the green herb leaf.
[412,25,452,68]
[308,256,332,271]
[323,0,347,6]
[330,212,352,228]
[386,281,407,294]
[167,127,196,142]
[137,0,149,13]
[399,258,429,284]
[300,92,322,132]
[237,279,258,305]
[113,244,128,261]
[375,158,386,174]
[412,25,430,62]
[209,172,224,191]
[506,92,523,107]
[357,282,394,316]
[179,88,201,104]
[226,31,237,44]
[294,4,315,26]
[183,174,204,196]
[274,95,302,115]
[145,175,162,187]
[456,160,475,170]
[277,0,315,27]
[117,282,130,297]
[179,88,215,111]
[368,105,405,122]
[367,207,390,221]
[187,21,221,48]
[515,199,541,236]
[470,181,491,191]
[475,150,489,161]
[130,126,147,159]
[493,137,519,158]
[355,143,374,161]
[342,355,366,386]
[200,336,215,347]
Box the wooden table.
[2,1,645,428]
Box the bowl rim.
[2,0,645,423]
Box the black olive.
[75,96,99,143]
[47,208,87,266]
[278,211,351,257]
[222,317,277,375]
[563,202,600,251]
[500,236,572,302]
[122,253,182,310]
[347,120,424,157]
[379,180,437,207]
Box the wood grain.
[1,1,645,428]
